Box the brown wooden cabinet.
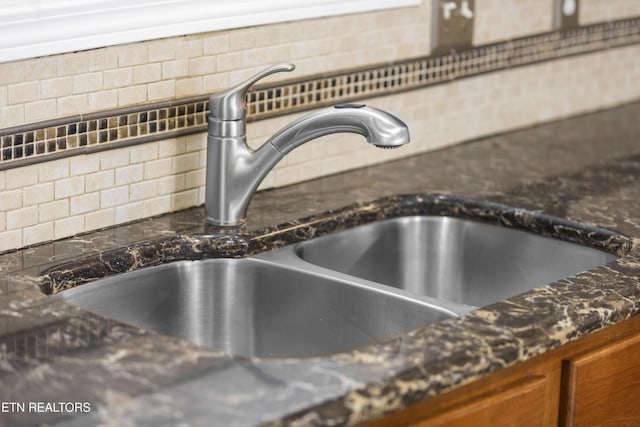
[366,315,640,427]
[560,330,640,426]
[416,376,548,427]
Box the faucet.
[205,62,410,226]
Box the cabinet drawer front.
[413,375,547,427]
[562,332,640,427]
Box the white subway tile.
[54,176,84,199]
[24,56,56,81]
[171,189,198,211]
[474,0,554,45]
[172,152,200,174]
[57,94,88,117]
[0,62,24,85]
[24,99,58,123]
[0,189,23,211]
[147,80,175,101]
[86,170,114,192]
[70,193,100,215]
[100,150,129,170]
[115,164,143,186]
[185,169,205,189]
[104,68,133,90]
[158,174,186,195]
[0,105,25,127]
[148,40,177,62]
[100,186,129,208]
[7,206,38,230]
[144,195,172,217]
[23,222,54,246]
[175,76,203,97]
[54,215,85,239]
[159,138,186,158]
[144,158,172,180]
[85,208,115,230]
[115,201,145,224]
[8,81,40,105]
[7,165,38,189]
[88,90,119,111]
[118,84,147,106]
[229,29,256,51]
[581,0,640,25]
[38,159,69,183]
[203,73,230,93]
[203,34,230,55]
[87,48,119,72]
[216,51,244,73]
[0,230,22,253]
[72,72,103,94]
[130,143,158,164]
[23,182,54,207]
[254,26,283,48]
[130,180,159,201]
[70,155,100,176]
[39,199,69,222]
[175,38,204,59]
[118,45,149,67]
[56,53,89,76]
[133,63,161,84]
[189,56,217,76]
[162,59,190,79]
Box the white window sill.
[0,0,422,63]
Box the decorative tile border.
[0,98,210,166]
[1,18,640,170]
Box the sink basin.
[52,210,619,357]
[55,258,453,358]
[293,216,618,307]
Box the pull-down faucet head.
[267,103,409,154]
[204,63,410,226]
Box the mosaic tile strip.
[1,18,640,170]
[0,99,210,165]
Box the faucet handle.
[209,62,295,121]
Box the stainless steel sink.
[290,216,617,308]
[55,258,453,358]
[54,212,619,358]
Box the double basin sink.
[55,214,617,358]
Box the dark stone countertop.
[2,101,640,426]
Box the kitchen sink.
[53,209,620,358]
[289,216,618,308]
[55,258,453,358]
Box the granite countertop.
[2,101,640,426]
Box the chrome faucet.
[205,62,410,226]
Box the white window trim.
[0,0,422,63]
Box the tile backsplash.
[580,0,640,24]
[1,0,640,252]
[473,0,555,44]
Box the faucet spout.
[267,104,409,154]
[204,64,411,226]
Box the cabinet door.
[411,375,548,427]
[561,331,640,427]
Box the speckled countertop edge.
[40,194,634,293]
[2,101,640,426]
